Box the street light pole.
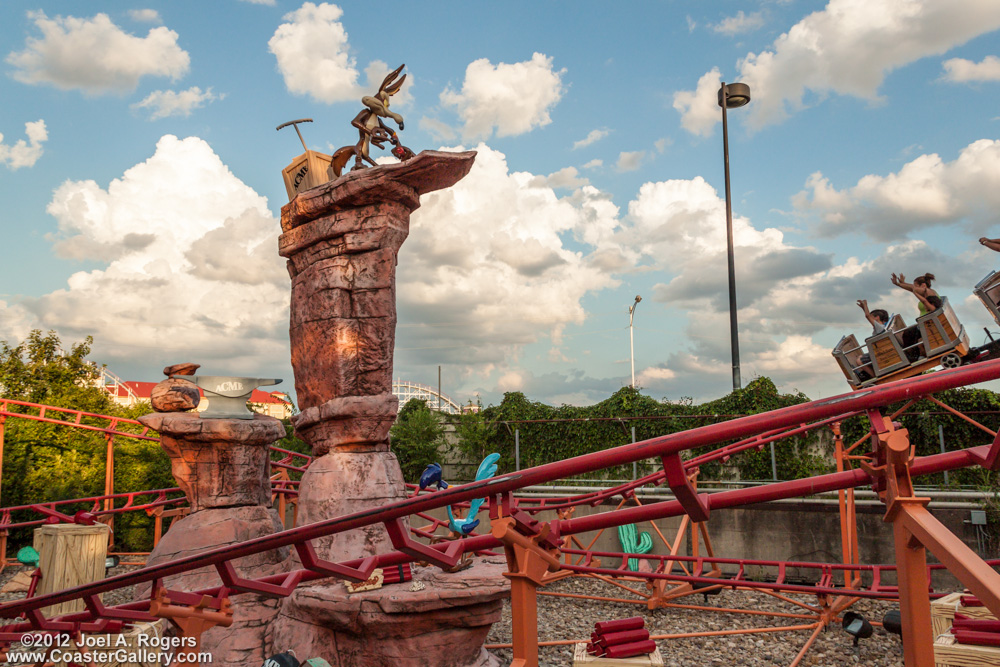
[629,295,642,388]
[719,81,751,392]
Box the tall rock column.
[271,151,508,667]
[279,150,476,559]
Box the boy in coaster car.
[855,300,890,381]
[891,272,943,361]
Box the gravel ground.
[1,565,913,666]
[486,575,910,667]
[0,562,144,607]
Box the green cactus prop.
[617,523,653,571]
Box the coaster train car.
[832,271,1000,389]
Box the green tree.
[0,330,174,552]
[390,399,445,483]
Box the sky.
[2,1,1000,410]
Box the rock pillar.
[271,152,508,667]
[279,150,476,558]
[136,412,288,667]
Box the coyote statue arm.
[331,64,415,177]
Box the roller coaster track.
[0,400,311,546]
[0,359,998,654]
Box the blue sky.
[2,1,1000,408]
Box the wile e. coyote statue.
[330,63,415,177]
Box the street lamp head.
[634,295,642,304]
[718,82,751,109]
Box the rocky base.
[268,556,509,667]
[295,450,409,559]
[135,506,289,667]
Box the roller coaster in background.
[0,360,995,666]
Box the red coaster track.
[0,360,997,667]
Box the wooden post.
[34,523,110,617]
[103,433,115,547]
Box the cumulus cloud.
[419,117,458,142]
[11,135,289,371]
[573,129,609,149]
[794,139,1000,240]
[440,53,566,140]
[943,55,1000,83]
[712,10,765,35]
[268,2,359,103]
[673,68,722,137]
[676,0,1000,133]
[0,120,47,170]
[128,9,161,23]
[6,11,189,93]
[268,5,409,107]
[616,151,645,172]
[528,167,589,190]
[582,159,603,170]
[395,144,622,382]
[132,87,220,119]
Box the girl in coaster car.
[891,272,943,361]
[980,237,1000,253]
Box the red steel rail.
[0,360,997,638]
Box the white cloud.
[132,87,220,119]
[573,129,609,149]
[241,0,277,5]
[943,55,1000,83]
[6,11,189,93]
[582,159,603,170]
[267,5,408,108]
[672,68,722,137]
[268,2,359,103]
[10,135,289,371]
[128,9,161,23]
[418,117,458,142]
[712,11,765,35]
[0,120,47,170]
[529,167,589,190]
[440,53,566,140]
[395,144,622,377]
[676,0,1000,133]
[794,138,1000,240]
[616,151,645,172]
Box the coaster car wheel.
[941,353,962,369]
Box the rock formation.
[136,412,288,666]
[269,151,509,666]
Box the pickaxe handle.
[276,118,313,152]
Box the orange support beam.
[491,515,562,667]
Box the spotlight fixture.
[263,652,300,667]
[882,609,903,637]
[842,611,873,646]
[692,582,722,604]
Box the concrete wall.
[509,495,990,590]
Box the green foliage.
[0,330,107,409]
[0,330,174,552]
[390,399,446,483]
[837,387,1000,488]
[460,378,816,481]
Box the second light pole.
[629,294,641,388]
[719,81,751,392]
